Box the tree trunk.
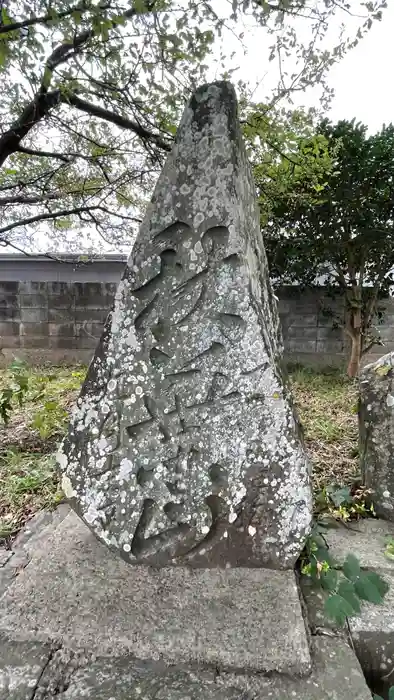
[347,329,362,378]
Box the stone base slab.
[0,512,311,676]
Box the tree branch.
[17,146,70,162]
[64,93,172,151]
[0,204,141,236]
[0,90,61,167]
[0,2,90,35]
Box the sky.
[328,2,394,131]
[220,1,394,134]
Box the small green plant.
[0,358,29,424]
[301,524,389,625]
[315,483,375,522]
[384,537,394,561]
[31,401,69,440]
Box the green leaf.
[330,486,351,507]
[388,687,394,700]
[354,571,384,604]
[363,571,389,598]
[337,579,361,614]
[343,553,361,582]
[320,568,338,592]
[324,594,355,626]
[373,694,384,700]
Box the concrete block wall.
[0,256,392,367]
[0,280,115,364]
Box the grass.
[0,364,86,545]
[289,364,359,494]
[0,362,359,544]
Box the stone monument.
[57,81,312,568]
[360,351,394,520]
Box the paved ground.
[0,506,376,699]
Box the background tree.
[261,118,394,377]
[0,0,387,253]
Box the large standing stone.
[360,351,394,520]
[57,81,312,568]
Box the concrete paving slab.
[30,637,372,699]
[219,638,373,700]
[324,519,394,571]
[349,570,394,685]
[304,520,394,693]
[0,634,51,700]
[0,511,311,676]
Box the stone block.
[316,340,344,353]
[49,337,79,350]
[360,352,394,520]
[48,308,75,324]
[0,282,19,295]
[30,637,370,700]
[20,307,48,323]
[74,307,110,323]
[20,337,49,349]
[57,82,312,570]
[324,518,394,571]
[378,326,394,342]
[316,325,343,341]
[74,282,114,308]
[287,326,317,340]
[48,291,75,309]
[317,518,394,692]
[19,294,48,308]
[0,336,21,349]
[288,314,318,328]
[0,511,311,676]
[287,339,317,353]
[75,322,103,338]
[76,336,101,349]
[47,282,74,295]
[18,281,47,294]
[0,322,19,337]
[0,297,20,322]
[19,322,48,337]
[48,323,75,337]
[0,634,51,700]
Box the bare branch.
[17,146,71,162]
[64,93,172,151]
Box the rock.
[57,81,312,569]
[360,351,394,520]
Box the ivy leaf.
[388,687,394,700]
[324,594,355,626]
[343,553,361,582]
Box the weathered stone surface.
[323,518,394,571]
[360,352,394,520]
[35,639,371,699]
[0,634,51,700]
[57,81,312,569]
[0,511,311,675]
[0,636,371,700]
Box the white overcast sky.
[216,2,394,134]
[327,3,394,131]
